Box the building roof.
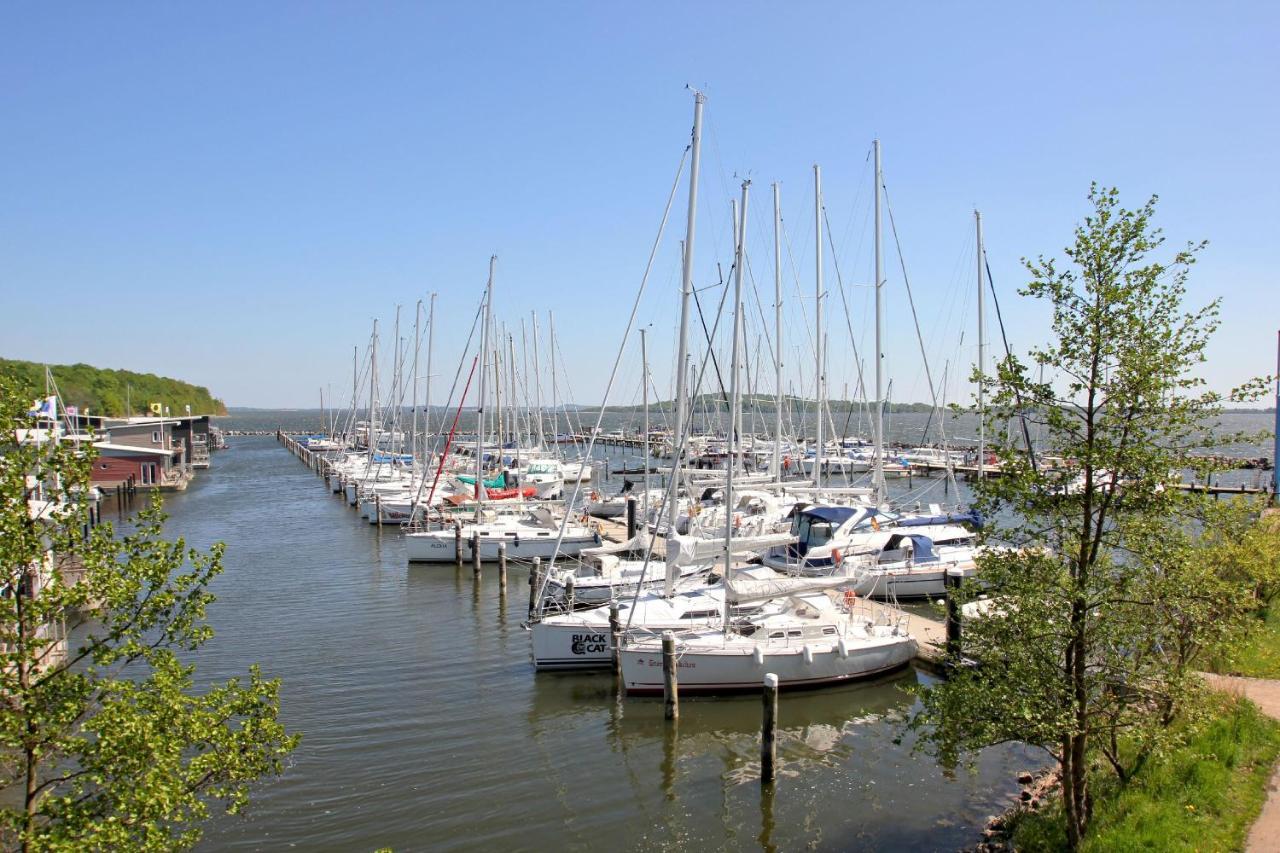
[92,442,178,456]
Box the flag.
[65,405,78,416]
[150,403,163,415]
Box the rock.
[1030,797,1040,810]
[1017,771,1034,784]
[1020,790,1033,802]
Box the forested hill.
[1,358,227,417]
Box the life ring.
[589,490,600,502]
[831,548,843,566]
[844,588,856,607]
[733,513,742,530]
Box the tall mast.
[369,320,378,459]
[813,164,824,498]
[724,179,749,630]
[411,299,422,463]
[351,345,357,445]
[976,209,986,480]
[391,305,402,457]
[531,312,545,450]
[873,139,885,504]
[641,327,651,521]
[508,333,520,470]
[669,89,704,529]
[549,312,558,445]
[425,293,436,446]
[773,181,784,483]
[476,256,495,516]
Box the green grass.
[1210,607,1280,679]
[1009,696,1280,851]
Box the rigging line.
[533,141,689,615]
[881,183,959,494]
[690,266,731,409]
[984,250,1039,473]
[820,203,869,411]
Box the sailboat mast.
[669,89,704,527]
[873,139,885,504]
[641,327,651,521]
[531,312,545,450]
[425,293,436,446]
[369,321,378,458]
[725,179,749,630]
[813,164,824,498]
[549,312,558,444]
[411,299,422,463]
[976,209,986,480]
[773,182,784,483]
[476,257,495,514]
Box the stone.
[1017,771,1034,784]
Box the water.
[165,435,1046,851]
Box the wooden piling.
[471,532,481,577]
[454,522,463,566]
[762,672,779,784]
[945,567,963,663]
[626,496,638,540]
[565,574,575,610]
[528,556,541,616]
[497,542,507,593]
[663,631,678,721]
[375,495,382,528]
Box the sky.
[3,2,1278,410]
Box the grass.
[1008,695,1280,851]
[1208,606,1280,679]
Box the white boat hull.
[405,531,600,562]
[620,633,916,694]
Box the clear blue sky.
[3,2,1277,409]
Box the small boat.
[404,505,598,562]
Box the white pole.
[725,179,749,630]
[669,90,704,528]
[476,257,495,517]
[641,327,650,521]
[773,181,784,483]
[976,209,986,480]
[425,292,436,448]
[814,164,824,499]
[411,299,422,463]
[873,139,885,504]
[531,311,545,451]
[549,311,559,445]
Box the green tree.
[0,376,297,851]
[910,186,1268,849]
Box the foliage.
[909,186,1271,850]
[0,375,296,851]
[0,358,227,417]
[1009,695,1280,852]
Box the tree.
[910,186,1268,849]
[0,376,297,851]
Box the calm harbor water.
[173,434,1047,851]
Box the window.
[152,431,160,444]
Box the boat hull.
[620,635,916,694]
[405,531,599,562]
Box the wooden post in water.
[626,496,638,540]
[528,556,541,616]
[663,631,678,721]
[945,567,963,664]
[609,602,622,674]
[497,542,507,593]
[566,574,575,610]
[454,521,463,566]
[471,532,481,577]
[375,495,382,528]
[762,672,779,784]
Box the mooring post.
[454,522,463,566]
[626,496,638,540]
[497,542,507,593]
[663,631,679,721]
[375,495,382,528]
[528,556,541,616]
[609,601,622,674]
[471,532,481,577]
[945,566,963,663]
[565,574,575,610]
[762,672,779,784]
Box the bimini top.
[799,505,860,526]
